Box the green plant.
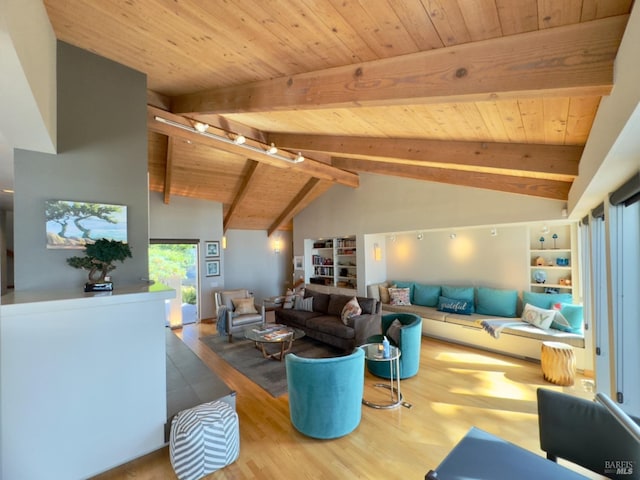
[67,239,132,283]
[182,285,197,305]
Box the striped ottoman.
[170,400,240,480]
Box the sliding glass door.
[149,240,199,326]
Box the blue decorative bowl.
[534,270,547,283]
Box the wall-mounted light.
[373,243,382,261]
[273,237,282,255]
[222,236,227,249]
[490,228,498,237]
[449,233,457,239]
[154,116,304,164]
[417,232,424,240]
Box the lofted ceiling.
[43,0,633,233]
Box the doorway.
[149,240,199,326]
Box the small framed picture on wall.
[205,241,220,258]
[206,260,220,277]
[293,256,303,270]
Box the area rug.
[199,334,344,397]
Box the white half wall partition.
[0,285,174,479]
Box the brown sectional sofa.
[274,289,382,350]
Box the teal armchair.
[366,313,422,379]
[285,348,364,439]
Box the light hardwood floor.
[93,322,599,479]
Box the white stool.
[541,341,576,386]
[170,400,239,480]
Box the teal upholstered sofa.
[366,312,422,379]
[285,348,364,439]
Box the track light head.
[194,122,209,133]
[266,143,278,155]
[233,134,246,145]
[294,152,304,163]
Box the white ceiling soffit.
[0,0,57,155]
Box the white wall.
[295,173,567,295]
[223,229,292,303]
[149,192,224,319]
[383,225,529,293]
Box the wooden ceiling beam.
[172,15,627,114]
[332,157,572,200]
[269,133,580,180]
[267,178,322,236]
[147,105,359,188]
[224,160,260,233]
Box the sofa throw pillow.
[437,295,473,315]
[294,295,314,312]
[413,283,441,307]
[521,303,555,330]
[523,291,573,310]
[393,281,414,303]
[232,297,258,314]
[379,283,391,304]
[388,287,411,306]
[441,286,475,313]
[551,303,584,334]
[341,297,362,325]
[386,319,403,345]
[283,289,296,309]
[476,287,518,318]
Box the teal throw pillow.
[393,281,415,303]
[437,295,473,315]
[551,303,584,334]
[476,287,518,318]
[523,291,572,310]
[441,286,475,313]
[413,283,441,307]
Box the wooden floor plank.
[91,322,598,479]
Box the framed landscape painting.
[45,200,127,249]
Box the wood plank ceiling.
[44,0,633,232]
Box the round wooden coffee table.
[244,324,305,361]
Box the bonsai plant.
[67,239,132,287]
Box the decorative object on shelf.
[205,241,220,258]
[559,278,572,286]
[534,269,547,284]
[552,233,558,249]
[539,236,545,249]
[545,287,560,294]
[535,256,545,266]
[66,239,132,292]
[556,257,570,266]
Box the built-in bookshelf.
[528,223,577,293]
[306,236,357,290]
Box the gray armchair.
[215,289,265,342]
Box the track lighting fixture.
[417,232,424,240]
[449,233,457,239]
[154,116,304,164]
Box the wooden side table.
[541,341,576,386]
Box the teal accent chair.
[285,348,364,439]
[366,313,422,379]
